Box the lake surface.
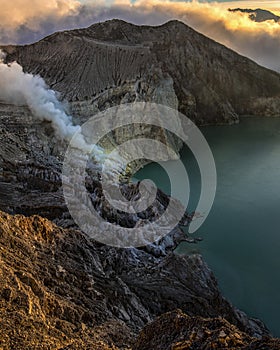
[136,117,280,336]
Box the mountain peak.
[3,18,280,125]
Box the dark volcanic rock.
[134,310,280,350]
[3,19,280,124]
[0,101,192,253]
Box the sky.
[0,0,280,71]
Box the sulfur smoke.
[0,50,80,139]
[0,50,109,164]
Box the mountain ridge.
[2,19,280,125]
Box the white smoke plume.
[0,50,78,139]
[0,50,125,175]
[0,50,107,161]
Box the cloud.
[0,0,280,72]
[0,0,80,29]
[220,1,280,13]
[0,0,81,43]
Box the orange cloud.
[220,1,280,11]
[0,0,80,30]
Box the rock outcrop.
[134,310,280,349]
[3,19,280,125]
[0,101,190,251]
[0,211,272,349]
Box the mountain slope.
[3,19,280,124]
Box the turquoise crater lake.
[135,117,280,336]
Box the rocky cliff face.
[134,310,280,349]
[1,98,268,345]
[0,100,276,348]
[0,99,276,344]
[3,19,280,126]
[0,101,188,251]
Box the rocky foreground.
[135,310,280,349]
[1,211,280,349]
